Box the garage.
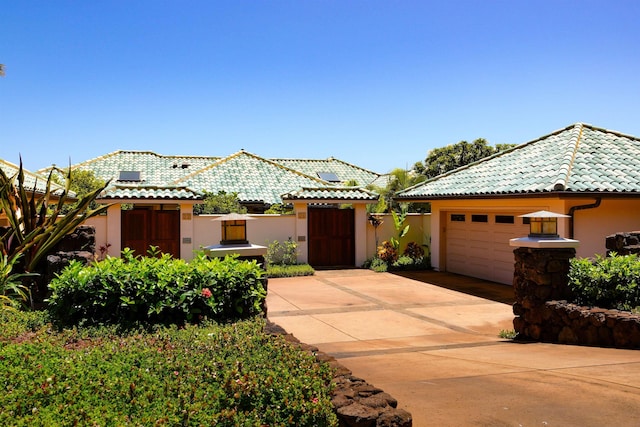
[445,211,530,284]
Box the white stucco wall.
[192,214,297,256]
[83,205,433,266]
[84,214,108,257]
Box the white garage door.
[446,212,530,285]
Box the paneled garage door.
[445,212,530,284]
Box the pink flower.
[201,288,212,298]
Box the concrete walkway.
[267,269,640,427]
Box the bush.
[391,255,415,270]
[267,264,315,278]
[569,254,640,311]
[376,241,398,263]
[369,257,388,273]
[0,314,338,426]
[403,241,425,259]
[47,251,267,327]
[364,253,430,273]
[266,238,299,266]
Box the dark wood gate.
[308,207,355,267]
[121,208,180,258]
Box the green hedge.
[47,251,267,327]
[0,312,338,426]
[569,254,640,311]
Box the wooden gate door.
[122,209,180,258]
[308,207,355,267]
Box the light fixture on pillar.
[510,210,579,249]
[521,210,568,238]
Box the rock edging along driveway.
[265,321,412,427]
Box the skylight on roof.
[118,171,141,181]
[318,172,340,182]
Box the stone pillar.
[512,247,576,340]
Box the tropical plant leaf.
[0,159,111,277]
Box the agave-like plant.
[0,159,110,277]
[0,253,36,311]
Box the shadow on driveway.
[392,270,515,305]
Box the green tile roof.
[99,185,202,200]
[282,186,379,201]
[273,157,380,186]
[53,150,218,186]
[368,173,392,189]
[48,149,380,203]
[397,123,640,199]
[173,150,336,204]
[1,159,66,195]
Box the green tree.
[53,169,105,213]
[193,190,247,214]
[264,203,294,214]
[415,138,516,179]
[368,168,427,213]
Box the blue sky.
[2,1,639,174]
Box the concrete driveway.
[267,269,640,427]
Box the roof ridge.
[577,122,640,142]
[240,151,333,184]
[325,157,382,177]
[397,123,586,196]
[0,157,22,172]
[1,158,67,192]
[272,156,381,177]
[553,123,584,191]
[169,153,234,185]
[170,150,331,187]
[1,158,55,180]
[67,150,128,169]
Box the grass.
[498,329,517,339]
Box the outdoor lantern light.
[510,210,578,249]
[519,210,569,238]
[205,213,267,263]
[213,213,253,245]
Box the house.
[43,149,381,266]
[0,159,68,227]
[396,123,640,285]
